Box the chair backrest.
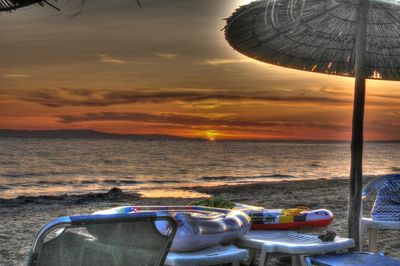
[361,175,391,218]
[28,213,176,266]
[370,175,400,221]
[362,175,388,199]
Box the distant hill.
[0,129,201,141]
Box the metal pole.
[349,0,369,251]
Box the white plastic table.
[236,231,355,266]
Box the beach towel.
[371,174,400,221]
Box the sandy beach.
[1,178,399,266]
[3,0,400,266]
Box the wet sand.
[1,178,399,265]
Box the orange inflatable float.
[234,204,334,230]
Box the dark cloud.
[16,87,352,107]
[388,111,400,116]
[57,111,347,131]
[369,93,400,99]
[319,87,353,96]
[320,87,400,102]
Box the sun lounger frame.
[28,212,177,266]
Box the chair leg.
[305,257,312,266]
[360,222,366,251]
[292,255,305,266]
[258,250,271,266]
[368,228,378,252]
[244,249,257,266]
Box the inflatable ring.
[94,206,251,251]
[234,204,334,230]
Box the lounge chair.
[165,244,249,266]
[361,174,400,252]
[305,252,400,266]
[27,212,177,266]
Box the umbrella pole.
[348,0,369,251]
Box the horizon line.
[1,128,400,142]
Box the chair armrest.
[28,216,72,266]
[70,212,158,225]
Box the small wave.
[148,180,183,184]
[101,159,126,165]
[391,167,400,172]
[309,162,321,168]
[80,180,98,184]
[1,188,140,204]
[0,161,18,166]
[20,180,100,186]
[0,173,38,178]
[103,179,140,185]
[0,185,9,190]
[0,172,79,178]
[37,180,75,185]
[201,174,296,181]
[33,179,139,186]
[268,174,296,178]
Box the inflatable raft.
[94,206,251,252]
[234,204,334,230]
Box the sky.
[1,0,400,141]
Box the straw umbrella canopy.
[225,0,400,250]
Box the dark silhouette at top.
[0,0,59,12]
[1,0,142,13]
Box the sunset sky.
[1,0,400,140]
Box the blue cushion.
[309,252,400,266]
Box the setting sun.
[205,130,220,141]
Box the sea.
[1,138,400,199]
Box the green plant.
[191,197,235,209]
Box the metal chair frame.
[28,212,177,266]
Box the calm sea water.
[1,138,400,199]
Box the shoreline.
[0,176,379,203]
[1,178,399,265]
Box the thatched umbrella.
[0,0,59,12]
[225,0,400,250]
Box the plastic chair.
[236,230,354,266]
[27,212,177,266]
[306,252,400,266]
[361,175,400,252]
[165,245,248,266]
